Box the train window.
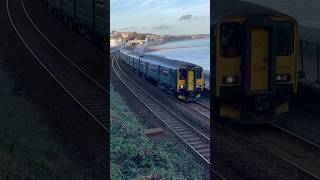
[220,22,241,58]
[96,0,104,7]
[150,65,158,70]
[196,69,202,79]
[162,69,169,77]
[277,22,293,55]
[179,69,187,80]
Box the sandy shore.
[132,38,207,53]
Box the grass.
[110,83,208,180]
[0,65,81,180]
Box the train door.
[243,18,276,95]
[187,70,195,91]
[250,28,269,91]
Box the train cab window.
[277,22,293,55]
[162,69,169,77]
[179,69,187,80]
[196,69,202,79]
[220,22,241,57]
[96,0,104,8]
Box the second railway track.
[7,0,109,132]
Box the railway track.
[7,0,109,132]
[112,53,211,163]
[215,120,320,179]
[191,101,210,119]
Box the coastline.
[132,38,209,53]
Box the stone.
[144,127,164,137]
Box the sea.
[147,38,210,71]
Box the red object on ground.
[144,127,164,137]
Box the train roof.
[124,50,201,69]
[300,26,320,43]
[212,0,290,24]
[120,49,129,54]
[126,51,142,59]
[140,54,201,69]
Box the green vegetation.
[110,84,207,180]
[0,66,81,179]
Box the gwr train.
[211,0,298,122]
[119,50,205,100]
[42,0,108,49]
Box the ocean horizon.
[146,38,210,71]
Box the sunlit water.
[147,38,210,71]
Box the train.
[41,0,108,50]
[211,0,299,122]
[119,50,205,101]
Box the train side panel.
[76,0,94,32]
[158,67,172,88]
[139,59,148,75]
[94,0,108,39]
[134,57,140,71]
[146,63,160,82]
[62,0,75,19]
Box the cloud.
[178,14,193,21]
[152,23,171,30]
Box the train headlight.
[180,85,184,89]
[276,74,291,82]
[223,76,239,84]
[276,75,282,81]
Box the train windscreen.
[220,22,241,57]
[196,68,202,79]
[277,22,293,55]
[179,69,188,80]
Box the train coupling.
[253,96,270,112]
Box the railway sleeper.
[177,131,194,136]
[167,123,184,129]
[180,134,197,139]
[174,128,189,133]
[193,144,210,150]
[196,148,210,154]
[78,96,107,101]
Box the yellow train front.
[212,0,298,122]
[176,66,204,100]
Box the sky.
[110,0,210,35]
[243,0,320,29]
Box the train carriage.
[139,56,148,76]
[126,52,141,71]
[119,50,205,100]
[61,0,75,26]
[212,0,299,122]
[43,0,108,49]
[94,0,108,39]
